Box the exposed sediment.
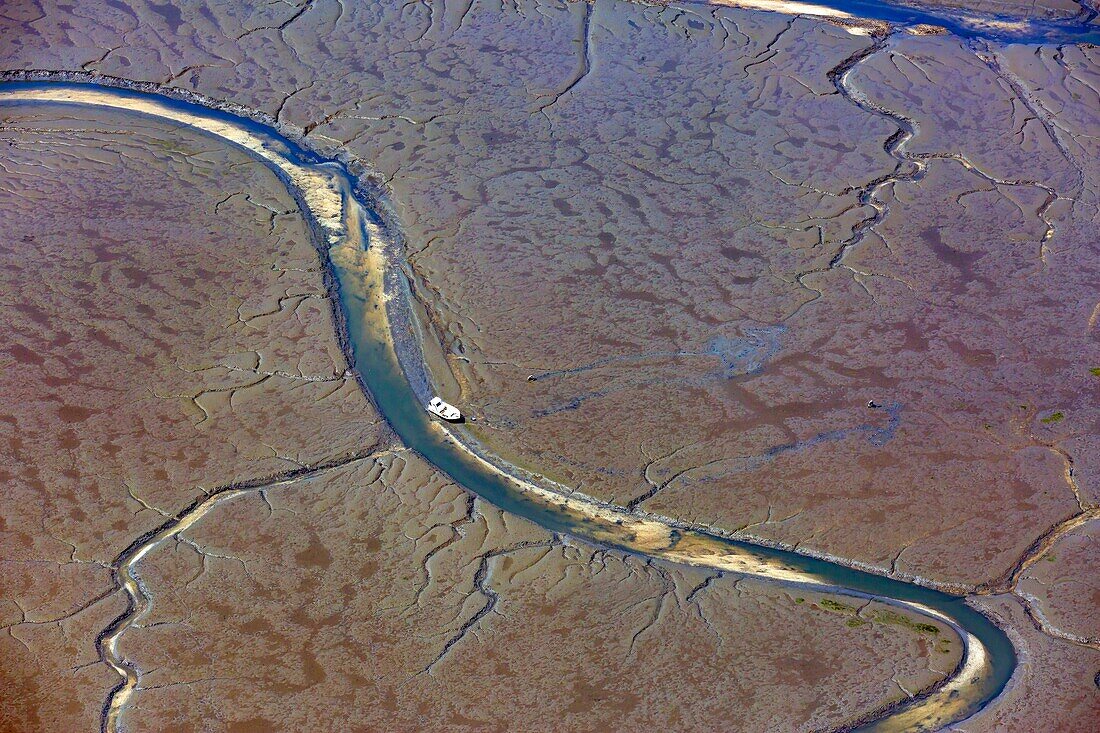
[97,448,390,733]
[0,79,1001,733]
[4,2,1095,726]
[0,94,389,732]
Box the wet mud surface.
[1,0,1098,730]
[0,103,388,730]
[0,99,960,733]
[120,452,959,732]
[957,594,1100,731]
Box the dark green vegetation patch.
[874,609,941,635]
[820,598,858,613]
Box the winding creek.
[7,0,1092,719]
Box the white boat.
[427,396,462,421]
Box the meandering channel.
[0,75,1018,732]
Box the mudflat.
[1,0,1097,730]
[0,101,956,732]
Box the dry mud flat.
[0,101,957,730]
[2,0,1095,591]
[1014,517,1100,645]
[0,104,389,729]
[120,451,958,733]
[956,594,1100,732]
[1,0,1098,729]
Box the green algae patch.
[819,598,857,613]
[1040,411,1065,424]
[1090,367,1100,377]
[874,609,940,635]
[813,599,871,628]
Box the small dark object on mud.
[867,400,880,409]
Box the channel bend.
[0,80,1016,733]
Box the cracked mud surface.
[1,0,1098,729]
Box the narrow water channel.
[0,78,1020,732]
